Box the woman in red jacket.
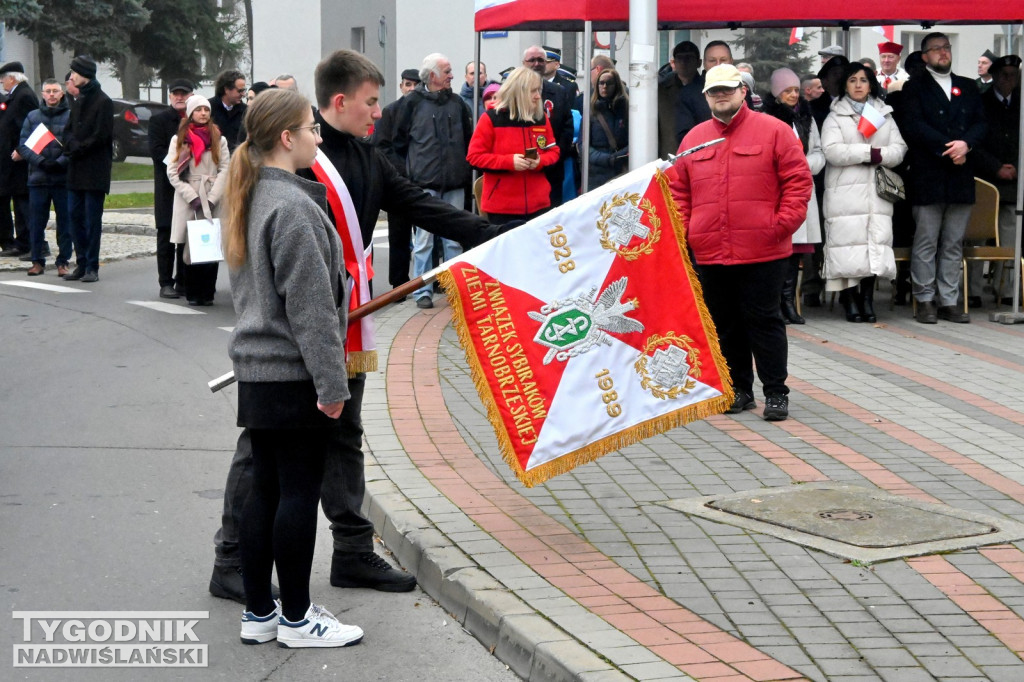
[467,67,559,224]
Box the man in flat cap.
[877,42,909,91]
[64,55,113,283]
[818,44,846,65]
[977,49,998,93]
[149,78,193,298]
[0,61,39,258]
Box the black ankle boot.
[780,257,805,324]
[331,550,417,592]
[839,287,863,322]
[859,277,877,323]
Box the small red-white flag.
[856,101,887,138]
[872,25,895,41]
[25,123,58,154]
[789,27,804,45]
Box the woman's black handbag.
[874,166,905,203]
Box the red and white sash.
[310,148,377,374]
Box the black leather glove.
[189,197,203,213]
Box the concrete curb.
[361,472,628,682]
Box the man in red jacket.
[670,64,813,421]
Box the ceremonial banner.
[438,162,732,487]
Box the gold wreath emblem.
[634,332,702,399]
[596,192,661,260]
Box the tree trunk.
[117,54,144,100]
[36,40,56,82]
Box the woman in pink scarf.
[167,94,230,305]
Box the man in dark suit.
[148,79,193,298]
[0,61,39,257]
[971,55,1020,305]
[901,33,988,323]
[523,45,574,207]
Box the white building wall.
[250,0,323,102]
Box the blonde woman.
[167,95,229,305]
[466,66,559,224]
[222,89,362,649]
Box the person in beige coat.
[821,62,907,322]
[167,95,230,305]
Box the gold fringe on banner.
[437,268,525,483]
[436,171,734,488]
[655,169,734,407]
[346,350,378,375]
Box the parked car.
[111,98,172,162]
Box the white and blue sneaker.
[240,600,281,644]
[277,602,363,648]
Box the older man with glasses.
[522,45,574,208]
[900,32,988,324]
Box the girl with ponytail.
[226,88,364,648]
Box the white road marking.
[1,280,89,293]
[218,327,234,332]
[127,300,206,315]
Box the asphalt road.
[0,256,515,680]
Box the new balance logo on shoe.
[277,603,363,649]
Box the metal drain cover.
[663,483,1024,563]
[708,487,992,548]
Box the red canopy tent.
[475,0,1021,30]
[473,1,1024,315]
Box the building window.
[351,27,365,53]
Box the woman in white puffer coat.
[821,62,907,323]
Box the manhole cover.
[707,487,993,548]
[662,483,1024,563]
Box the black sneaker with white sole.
[725,391,756,414]
[763,394,789,421]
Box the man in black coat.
[208,49,500,604]
[149,79,193,298]
[901,33,988,323]
[0,61,39,257]
[372,68,420,293]
[64,55,113,283]
[971,54,1021,305]
[209,69,246,152]
[523,45,574,208]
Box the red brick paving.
[385,304,1024,679]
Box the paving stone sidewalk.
[0,212,155,272]
[361,292,1024,681]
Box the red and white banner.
[789,27,804,45]
[25,123,58,154]
[856,101,887,138]
[438,163,732,486]
[310,149,376,373]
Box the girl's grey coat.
[228,167,351,406]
